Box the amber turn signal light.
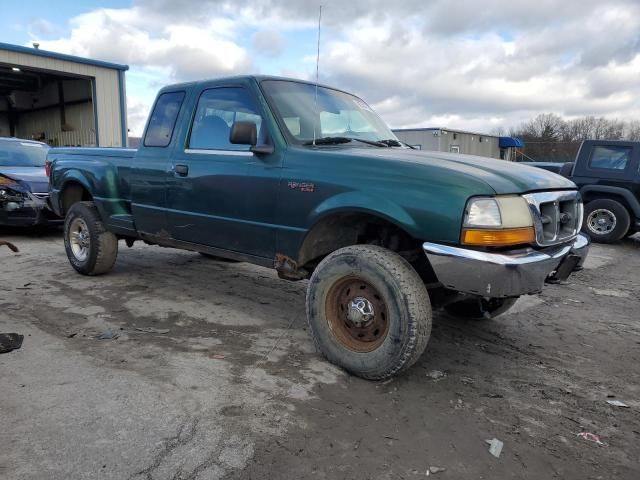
[461,227,535,247]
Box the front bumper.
[0,193,62,227]
[423,233,590,298]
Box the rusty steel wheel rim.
[325,276,390,353]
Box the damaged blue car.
[0,137,61,226]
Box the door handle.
[174,164,189,176]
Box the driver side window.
[188,87,262,151]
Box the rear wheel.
[582,199,630,243]
[306,245,431,380]
[64,202,118,275]
[445,297,518,320]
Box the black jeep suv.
[529,140,640,243]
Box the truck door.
[130,90,186,236]
[574,141,639,192]
[166,85,281,259]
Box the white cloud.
[125,96,151,138]
[36,8,252,81]
[31,7,255,135]
[252,30,285,58]
[317,5,640,131]
[27,0,640,136]
[28,19,63,37]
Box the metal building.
[0,42,128,147]
[392,127,524,161]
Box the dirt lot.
[1,228,639,480]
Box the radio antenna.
[312,5,322,146]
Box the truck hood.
[0,166,48,193]
[351,148,576,194]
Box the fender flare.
[57,171,108,220]
[291,191,422,266]
[580,185,640,218]
[308,191,419,235]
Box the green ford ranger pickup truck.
[48,76,590,379]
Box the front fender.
[580,185,640,217]
[309,191,418,234]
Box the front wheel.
[306,245,432,380]
[582,199,630,243]
[444,297,518,320]
[64,201,118,275]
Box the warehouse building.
[0,42,128,147]
[392,127,524,161]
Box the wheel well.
[583,192,633,216]
[60,182,93,215]
[297,212,437,283]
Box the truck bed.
[51,147,137,158]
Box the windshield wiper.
[303,136,388,147]
[303,136,351,145]
[379,139,413,148]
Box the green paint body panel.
[48,75,576,264]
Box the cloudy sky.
[5,0,640,136]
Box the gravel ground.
[0,228,639,480]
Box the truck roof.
[158,75,355,97]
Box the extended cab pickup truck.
[526,140,640,243]
[48,76,590,379]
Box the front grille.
[522,191,582,246]
[32,193,49,199]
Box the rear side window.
[589,145,631,170]
[144,91,185,147]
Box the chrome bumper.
[423,233,590,298]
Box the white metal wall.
[0,49,126,147]
[394,129,502,159]
[16,102,96,146]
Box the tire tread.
[64,201,117,275]
[306,245,431,380]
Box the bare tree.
[625,120,640,141]
[511,114,639,162]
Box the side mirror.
[230,121,257,146]
[229,121,274,155]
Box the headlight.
[462,196,535,247]
[465,198,502,227]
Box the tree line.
[499,114,640,162]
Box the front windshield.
[261,80,398,145]
[0,140,49,167]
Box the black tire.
[64,201,118,275]
[444,297,518,320]
[582,199,630,243]
[306,245,431,380]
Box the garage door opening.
[0,65,97,146]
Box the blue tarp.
[499,137,525,148]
